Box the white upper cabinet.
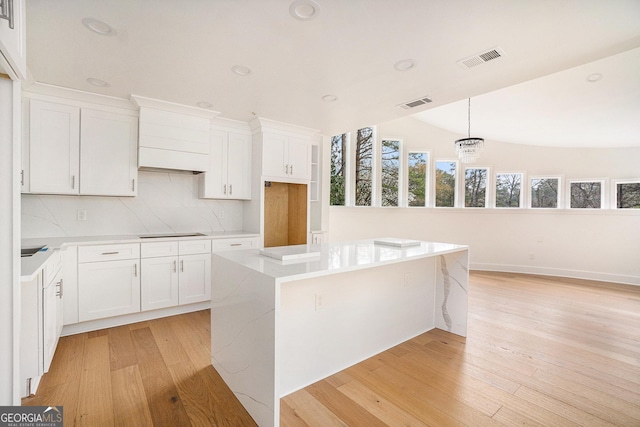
[27,97,139,196]
[0,0,27,80]
[262,132,311,181]
[29,100,80,195]
[80,108,138,196]
[199,128,252,200]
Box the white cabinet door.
[42,270,60,373]
[78,259,140,321]
[0,0,27,80]
[141,256,179,311]
[29,100,80,194]
[199,130,227,199]
[20,274,40,397]
[262,133,288,178]
[178,253,211,305]
[226,132,252,199]
[80,109,138,196]
[288,137,311,180]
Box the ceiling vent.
[397,96,433,110]
[457,47,505,69]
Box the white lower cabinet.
[20,250,64,397]
[141,240,212,310]
[177,253,211,305]
[141,256,179,311]
[78,244,141,322]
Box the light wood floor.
[24,272,640,426]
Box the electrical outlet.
[315,294,324,311]
[219,210,225,219]
[529,253,535,260]
[404,272,413,287]
[77,210,87,221]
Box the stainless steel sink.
[139,233,207,239]
[21,246,46,257]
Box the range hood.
[131,95,220,173]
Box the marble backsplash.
[21,170,245,238]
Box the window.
[531,177,560,208]
[330,133,347,206]
[435,161,456,207]
[464,168,488,207]
[569,181,603,209]
[615,181,640,209]
[408,152,428,207]
[495,173,522,208]
[381,139,400,207]
[355,127,373,206]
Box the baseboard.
[61,302,210,336]
[470,263,640,286]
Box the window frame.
[612,178,640,209]
[405,149,431,208]
[529,175,563,209]
[433,159,459,208]
[494,171,525,209]
[566,178,606,209]
[463,166,491,208]
[329,132,350,207]
[351,126,376,207]
[378,136,403,208]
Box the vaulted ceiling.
[25,0,640,146]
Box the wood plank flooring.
[24,272,640,426]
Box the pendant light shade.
[454,98,484,163]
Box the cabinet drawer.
[44,250,62,284]
[178,239,212,255]
[212,237,257,252]
[78,244,140,263]
[141,241,179,258]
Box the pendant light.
[454,98,484,163]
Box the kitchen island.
[211,239,469,427]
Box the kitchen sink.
[139,233,207,239]
[21,246,47,257]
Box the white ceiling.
[25,0,640,146]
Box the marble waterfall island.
[210,239,469,427]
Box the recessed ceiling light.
[231,65,252,76]
[289,0,320,21]
[586,73,603,83]
[81,17,117,36]
[86,77,110,87]
[321,94,337,102]
[394,59,415,71]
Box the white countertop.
[21,231,259,281]
[213,239,469,282]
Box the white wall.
[328,116,640,285]
[22,170,245,238]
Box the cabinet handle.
[284,164,289,174]
[223,184,227,195]
[0,0,15,30]
[180,260,184,272]
[230,243,242,247]
[229,184,232,195]
[290,165,293,175]
[132,178,135,192]
[71,175,76,189]
[173,260,177,272]
[134,263,138,277]
[20,170,24,186]
[102,251,120,255]
[56,278,64,298]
